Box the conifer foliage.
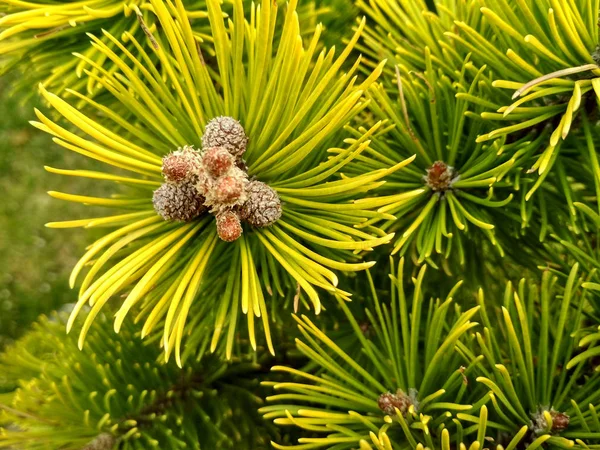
[0,313,279,449]
[1,0,600,449]
[33,0,405,365]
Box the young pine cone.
[197,165,248,213]
[161,146,202,183]
[550,411,570,432]
[216,210,243,242]
[202,116,248,159]
[532,408,570,434]
[153,182,207,222]
[424,161,456,192]
[377,389,417,417]
[240,181,282,228]
[202,146,234,178]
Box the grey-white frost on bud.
[153,181,207,222]
[202,116,248,158]
[240,181,282,228]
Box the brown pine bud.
[214,176,245,204]
[153,181,207,222]
[377,389,417,416]
[202,116,248,158]
[424,161,457,192]
[531,407,570,435]
[216,210,243,242]
[161,146,202,183]
[240,181,282,228]
[199,166,248,213]
[202,146,234,178]
[550,411,569,432]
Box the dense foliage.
[1,0,600,448]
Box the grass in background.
[0,76,107,347]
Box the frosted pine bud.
[214,176,245,204]
[162,146,202,183]
[424,161,457,192]
[83,433,116,450]
[240,181,282,228]
[153,182,207,222]
[202,146,234,178]
[377,388,418,416]
[216,210,243,242]
[199,166,248,213]
[202,116,248,158]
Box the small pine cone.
[377,389,414,416]
[214,176,245,204]
[424,161,456,192]
[83,433,115,450]
[240,181,282,228]
[162,146,202,183]
[550,411,569,432]
[532,407,569,434]
[153,182,207,222]
[216,210,243,242]
[202,146,234,178]
[202,116,248,158]
[200,166,248,212]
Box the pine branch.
[0,312,284,449]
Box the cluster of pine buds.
[152,116,282,242]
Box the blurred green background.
[0,75,101,348]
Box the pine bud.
[202,116,248,158]
[377,389,418,416]
[199,166,248,213]
[202,146,234,178]
[153,181,207,222]
[214,176,245,204]
[240,181,282,228]
[83,433,115,450]
[162,146,202,183]
[551,411,570,432]
[531,407,569,434]
[216,210,243,242]
[424,161,457,192]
